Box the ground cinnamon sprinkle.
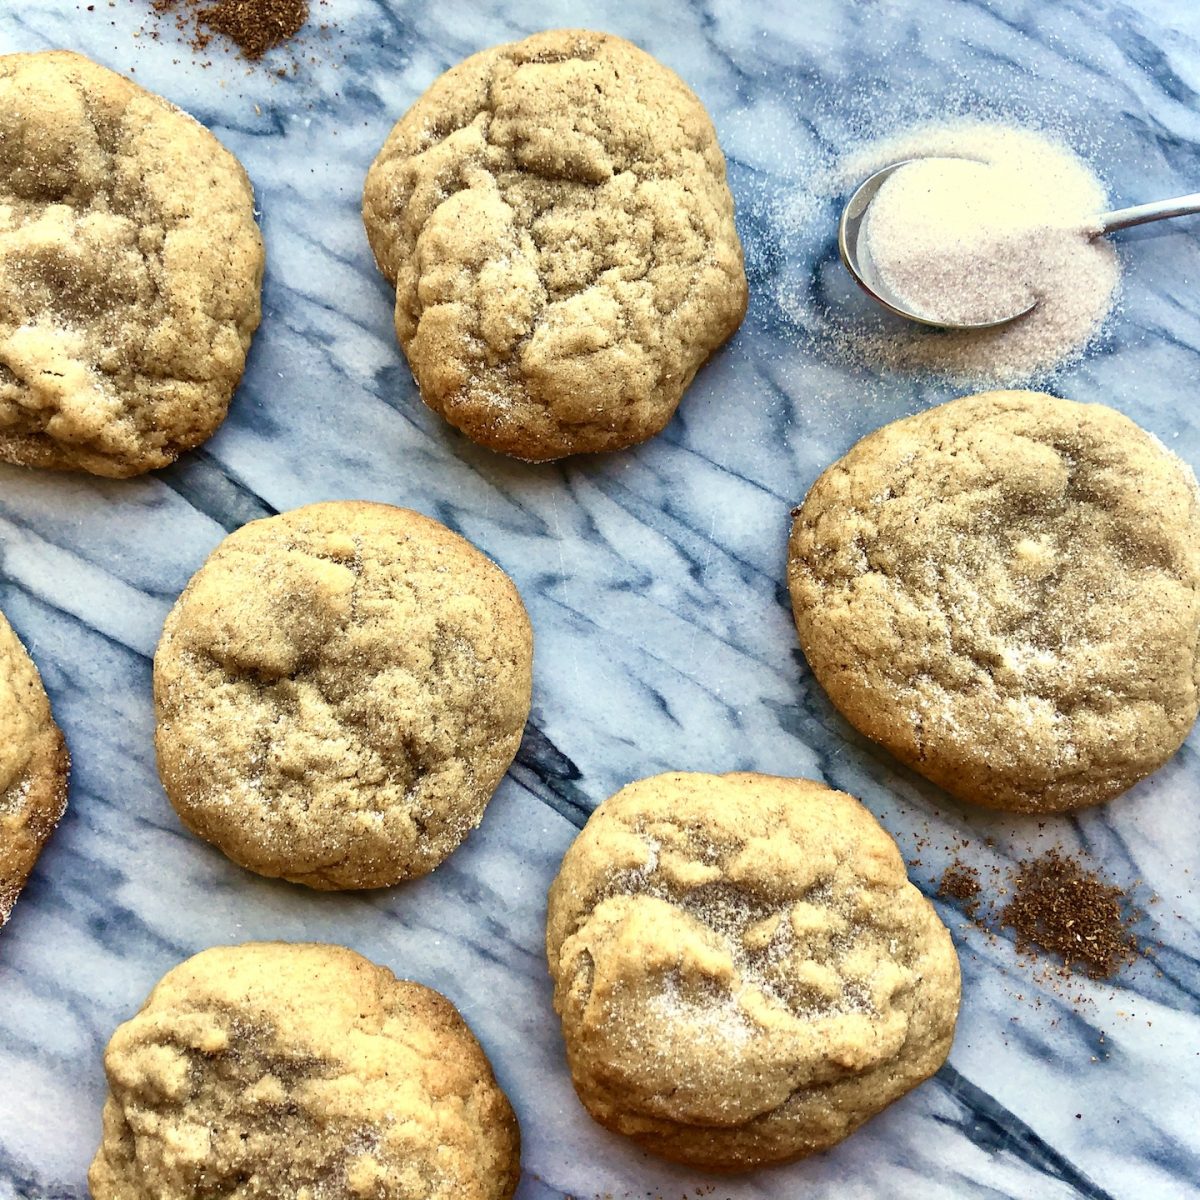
[150,0,309,60]
[938,859,982,917]
[934,838,1143,990]
[1000,850,1139,980]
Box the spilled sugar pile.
[863,150,1114,331]
[862,157,1041,327]
[781,120,1121,385]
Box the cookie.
[153,501,533,889]
[0,606,69,928]
[545,772,960,1170]
[789,390,1200,813]
[0,51,263,478]
[362,29,747,461]
[89,942,521,1200]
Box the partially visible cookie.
[546,772,960,1170]
[363,29,747,461]
[0,606,69,928]
[89,942,521,1200]
[153,501,533,889]
[0,50,264,477]
[788,390,1200,813]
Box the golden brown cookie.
[362,29,747,461]
[89,942,521,1200]
[153,501,533,889]
[545,772,960,1170]
[0,51,264,478]
[789,390,1200,813]
[0,606,69,928]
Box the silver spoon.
[839,157,1200,330]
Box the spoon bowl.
[838,158,1038,331]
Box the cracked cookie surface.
[153,501,533,889]
[789,390,1200,813]
[362,29,747,462]
[0,51,263,477]
[89,942,521,1200]
[545,772,959,1170]
[0,606,69,927]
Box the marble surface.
[1,1,1199,1197]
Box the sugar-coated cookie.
[363,29,747,461]
[0,51,263,477]
[154,501,533,889]
[89,942,520,1200]
[0,606,68,928]
[789,390,1200,812]
[546,771,960,1170]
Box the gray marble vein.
[1,1,1199,1198]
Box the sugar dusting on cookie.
[89,944,520,1198]
[547,773,961,1169]
[789,391,1200,814]
[0,606,70,929]
[647,976,754,1048]
[153,502,533,891]
[0,52,264,476]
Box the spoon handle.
[1096,193,1200,233]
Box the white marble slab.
[1,2,1198,1198]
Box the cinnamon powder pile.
[938,860,982,918]
[1000,850,1139,980]
[151,0,309,60]
[939,849,1140,982]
